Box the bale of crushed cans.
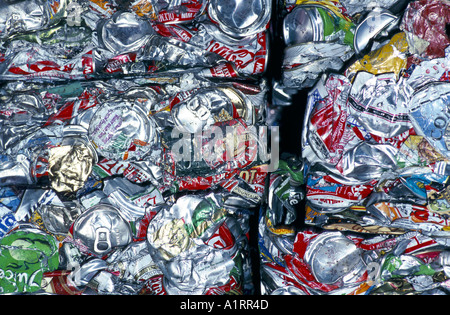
[3,0,450,297]
[261,0,450,295]
[0,0,274,295]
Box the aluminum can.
[409,82,450,161]
[0,0,68,40]
[400,0,450,59]
[0,226,59,294]
[303,232,366,286]
[283,2,355,46]
[99,11,153,55]
[37,203,82,237]
[150,0,208,23]
[353,7,399,55]
[72,203,133,257]
[88,101,159,161]
[207,0,271,38]
[170,86,254,133]
[47,132,97,194]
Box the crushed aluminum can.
[72,203,133,257]
[405,46,450,90]
[353,7,400,55]
[400,0,450,59]
[283,5,323,45]
[98,11,153,55]
[48,134,97,194]
[283,3,355,47]
[207,0,271,38]
[282,42,354,89]
[0,0,69,40]
[306,175,376,213]
[345,32,409,81]
[106,241,162,283]
[334,142,399,182]
[87,100,159,161]
[170,86,255,133]
[408,82,450,160]
[303,231,366,286]
[146,194,229,261]
[36,202,82,238]
[0,226,59,294]
[146,0,208,23]
[146,192,248,294]
[348,71,414,139]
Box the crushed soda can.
[0,0,69,40]
[133,0,208,23]
[353,7,400,55]
[408,82,450,160]
[0,225,59,294]
[207,0,272,38]
[145,190,254,294]
[400,0,450,59]
[87,100,159,161]
[345,32,409,81]
[260,221,450,295]
[71,203,133,257]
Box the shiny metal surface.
[100,11,153,54]
[208,0,271,38]
[171,87,252,133]
[72,204,133,256]
[354,8,399,55]
[304,232,365,285]
[283,6,323,45]
[88,101,158,161]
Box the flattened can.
[99,11,153,55]
[72,204,133,257]
[409,82,450,160]
[171,87,254,133]
[207,0,271,38]
[303,232,366,285]
[47,130,98,194]
[282,2,354,46]
[88,101,158,161]
[0,0,68,40]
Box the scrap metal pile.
[261,0,450,295]
[1,0,450,296]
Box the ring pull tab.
[94,227,111,254]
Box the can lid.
[171,87,252,133]
[283,6,323,46]
[100,11,153,54]
[208,0,271,38]
[62,125,98,164]
[72,204,133,256]
[304,232,365,285]
[88,101,158,160]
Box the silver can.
[72,203,133,257]
[99,11,154,55]
[88,101,159,161]
[304,231,366,285]
[283,5,324,45]
[207,0,271,38]
[282,3,354,46]
[353,7,399,55]
[171,87,254,133]
[0,0,68,40]
[48,130,97,194]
